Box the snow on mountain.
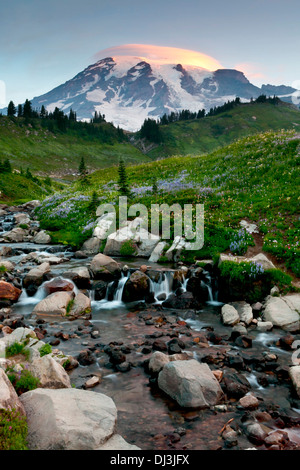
[30,55,297,131]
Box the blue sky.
[0,0,299,105]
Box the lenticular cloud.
[92,44,223,71]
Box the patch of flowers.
[229,228,254,255]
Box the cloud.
[234,62,268,83]
[93,44,223,71]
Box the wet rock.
[84,375,101,388]
[90,253,121,281]
[239,394,259,410]
[81,237,101,255]
[92,280,108,300]
[122,271,151,302]
[63,266,91,289]
[231,301,253,325]
[67,292,91,320]
[256,320,273,332]
[222,370,251,398]
[0,281,22,303]
[234,335,253,349]
[3,227,27,243]
[289,366,300,398]
[162,291,199,309]
[158,359,224,408]
[152,339,168,352]
[221,304,240,326]
[77,349,96,366]
[246,422,268,445]
[279,334,295,350]
[23,262,51,292]
[116,362,131,372]
[44,278,75,295]
[32,291,74,317]
[109,348,126,365]
[264,430,289,447]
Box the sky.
[0,0,299,106]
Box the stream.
[1,208,300,450]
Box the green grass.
[143,101,300,158]
[0,116,150,177]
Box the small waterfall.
[94,272,129,310]
[201,270,223,306]
[114,273,128,302]
[150,271,174,303]
[20,277,78,306]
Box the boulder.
[63,266,91,288]
[23,262,51,289]
[104,217,160,258]
[149,241,167,262]
[0,368,26,416]
[0,260,15,272]
[81,237,101,255]
[218,253,275,270]
[14,213,31,226]
[3,227,27,243]
[0,327,37,351]
[32,291,74,317]
[148,351,191,375]
[263,295,300,332]
[93,212,116,240]
[19,388,118,450]
[122,270,150,302]
[157,359,224,408]
[289,366,300,398]
[0,281,22,303]
[33,230,51,244]
[68,292,91,319]
[43,278,75,295]
[221,304,240,326]
[231,301,253,325]
[98,434,140,450]
[29,355,72,389]
[256,321,273,332]
[90,253,120,280]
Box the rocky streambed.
[1,202,300,451]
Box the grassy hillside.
[0,172,56,205]
[36,129,300,277]
[0,116,150,177]
[142,101,300,158]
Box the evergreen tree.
[78,157,90,186]
[23,99,32,118]
[17,104,23,117]
[40,105,47,118]
[89,191,99,212]
[152,176,158,195]
[118,158,130,197]
[7,101,16,117]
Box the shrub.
[6,366,40,395]
[0,408,28,450]
[120,240,137,256]
[5,342,30,360]
[39,343,52,357]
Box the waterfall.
[149,271,174,303]
[94,272,129,310]
[20,276,78,306]
[201,270,223,306]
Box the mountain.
[29,56,297,131]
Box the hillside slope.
[0,116,150,177]
[142,101,300,158]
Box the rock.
[90,253,120,280]
[29,355,71,389]
[148,351,191,374]
[93,212,116,240]
[97,434,141,450]
[222,371,251,398]
[0,368,26,416]
[43,278,75,295]
[0,246,12,257]
[239,394,259,409]
[67,293,91,319]
[289,366,300,398]
[232,323,248,336]
[0,327,37,353]
[81,237,101,255]
[256,321,273,332]
[251,253,275,270]
[33,291,74,317]
[85,376,101,388]
[149,241,167,262]
[157,359,224,408]
[33,230,51,244]
[218,253,275,270]
[122,270,150,302]
[246,422,268,445]
[162,291,199,309]
[0,281,22,303]
[23,262,51,289]
[221,304,240,326]
[104,217,160,258]
[264,430,289,447]
[3,227,27,242]
[231,301,253,325]
[19,388,118,450]
[92,280,108,301]
[263,295,300,332]
[0,260,15,272]
[14,212,31,226]
[63,266,91,289]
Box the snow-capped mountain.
[30,55,297,131]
